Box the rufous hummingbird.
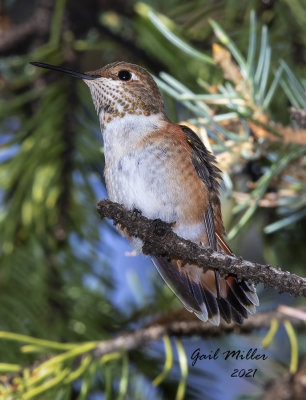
[31,61,258,325]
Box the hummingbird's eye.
[118,70,132,81]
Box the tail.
[152,256,259,325]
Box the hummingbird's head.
[30,61,165,123]
[84,62,165,121]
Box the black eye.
[118,70,132,81]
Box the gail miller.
[191,347,268,366]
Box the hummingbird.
[31,60,259,325]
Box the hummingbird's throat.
[85,79,153,127]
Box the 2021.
[231,368,257,378]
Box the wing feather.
[152,125,258,324]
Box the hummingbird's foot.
[131,207,142,221]
[152,218,170,237]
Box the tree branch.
[94,306,306,357]
[97,199,306,297]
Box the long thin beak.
[30,62,100,80]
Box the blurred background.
[0,0,305,399]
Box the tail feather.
[240,281,259,306]
[226,286,249,319]
[185,273,209,321]
[152,257,199,313]
[216,297,232,324]
[230,306,244,325]
[152,256,258,325]
[226,278,256,315]
[201,289,220,325]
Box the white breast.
[101,114,175,218]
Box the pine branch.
[94,306,306,358]
[1,306,306,389]
[97,199,306,297]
